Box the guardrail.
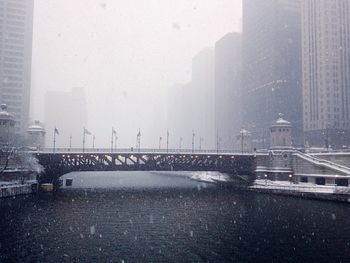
[35,148,254,155]
[294,151,350,174]
[251,183,350,195]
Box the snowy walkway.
[250,179,350,195]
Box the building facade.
[167,49,215,150]
[242,0,302,148]
[0,0,34,136]
[302,0,350,148]
[215,33,242,151]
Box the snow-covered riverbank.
[251,179,350,195]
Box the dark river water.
[0,171,349,262]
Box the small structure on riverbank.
[0,104,15,146]
[270,114,292,150]
[235,129,252,153]
[255,115,350,191]
[27,121,46,149]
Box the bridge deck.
[35,149,256,183]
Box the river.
[0,171,349,262]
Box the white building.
[27,120,45,149]
[0,104,15,145]
[0,0,34,136]
[270,115,292,149]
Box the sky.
[31,0,242,148]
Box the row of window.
[271,128,290,133]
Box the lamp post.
[159,136,162,150]
[53,127,59,153]
[82,127,92,153]
[92,135,95,149]
[179,137,183,152]
[264,174,268,186]
[137,129,141,153]
[111,128,116,153]
[216,132,222,154]
[199,137,204,151]
[69,134,72,152]
[240,129,244,154]
[289,174,293,185]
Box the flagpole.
[83,128,85,153]
[53,127,56,153]
[111,128,114,153]
[166,129,169,153]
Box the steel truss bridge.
[35,148,255,183]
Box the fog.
[30,0,242,149]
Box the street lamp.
[179,137,183,152]
[199,137,204,151]
[216,132,222,154]
[289,174,293,185]
[264,174,268,186]
[137,129,141,153]
[83,127,92,153]
[111,128,116,153]
[69,134,72,152]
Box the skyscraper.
[0,0,34,136]
[167,48,215,150]
[214,32,242,151]
[302,0,350,147]
[242,0,302,148]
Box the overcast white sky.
[31,0,242,148]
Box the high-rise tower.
[302,0,350,147]
[242,0,302,148]
[0,0,34,137]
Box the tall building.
[242,0,302,148]
[44,88,88,148]
[0,0,34,136]
[191,48,215,149]
[302,0,350,147]
[214,32,242,151]
[167,48,215,150]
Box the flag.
[112,128,117,135]
[84,128,92,135]
[54,127,59,135]
[137,130,141,137]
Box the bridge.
[35,148,256,184]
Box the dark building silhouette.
[242,0,302,148]
[214,32,242,151]
[167,48,215,150]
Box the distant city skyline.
[31,0,242,149]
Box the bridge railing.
[36,148,253,155]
